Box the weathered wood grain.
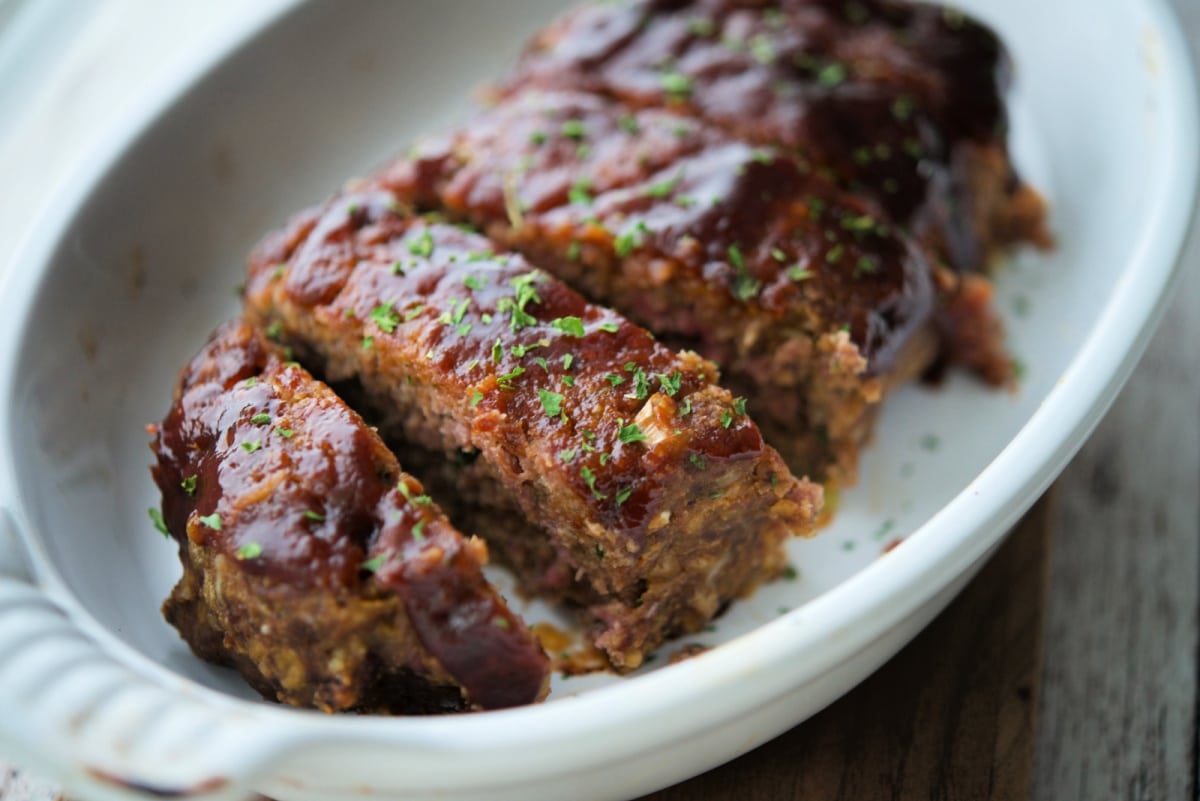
[636,494,1053,801]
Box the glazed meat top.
[505,0,1010,269]
[152,320,548,708]
[384,90,933,377]
[247,191,795,541]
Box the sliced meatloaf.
[152,320,549,712]
[243,194,821,669]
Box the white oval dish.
[0,1,1195,800]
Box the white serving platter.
[0,1,1195,800]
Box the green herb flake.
[243,377,258,388]
[361,335,374,350]
[720,409,734,429]
[645,174,682,199]
[404,304,425,321]
[250,413,271,426]
[264,321,283,340]
[492,338,504,363]
[236,541,262,560]
[604,373,626,387]
[566,241,583,261]
[825,244,845,264]
[463,274,486,290]
[562,375,576,387]
[551,316,586,337]
[529,130,548,146]
[148,507,169,536]
[618,423,647,444]
[580,466,606,499]
[275,427,295,439]
[198,513,222,531]
[619,115,640,134]
[469,390,484,408]
[658,371,682,396]
[510,339,548,358]
[370,302,401,334]
[407,229,435,258]
[678,398,693,416]
[688,16,716,36]
[561,119,587,140]
[597,322,620,333]
[497,366,526,389]
[302,510,325,522]
[615,487,634,506]
[688,453,708,470]
[750,33,776,64]
[538,389,565,418]
[361,554,387,573]
[660,70,693,97]
[732,397,747,416]
[625,368,650,400]
[562,353,575,371]
[411,518,427,540]
[817,62,848,87]
[241,440,262,453]
[559,448,577,462]
[788,265,814,282]
[568,177,593,205]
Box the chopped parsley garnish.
[771,248,787,262]
[618,423,647,444]
[720,410,734,428]
[370,302,401,333]
[727,244,746,271]
[243,377,258,388]
[605,373,626,387]
[275,427,294,438]
[615,487,634,506]
[659,371,682,396]
[645,174,682,199]
[264,321,283,340]
[782,564,799,581]
[580,466,605,499]
[302,510,325,522]
[560,448,577,462]
[499,272,542,332]
[407,229,434,258]
[361,554,387,573]
[660,70,693,97]
[854,256,879,278]
[538,389,565,418]
[397,482,433,506]
[688,453,708,470]
[613,222,648,257]
[529,130,548,146]
[750,34,776,65]
[198,513,222,531]
[597,322,620,333]
[566,241,583,261]
[236,542,262,560]
[497,366,526,389]
[180,476,197,496]
[404,304,425,321]
[826,244,845,264]
[891,94,916,122]
[568,177,593,205]
[625,368,650,400]
[688,16,716,36]
[492,338,504,362]
[463,274,486,290]
[250,413,271,425]
[562,353,575,370]
[817,62,848,87]
[469,390,484,408]
[148,508,169,536]
[561,119,587,140]
[562,375,576,387]
[551,316,586,337]
[788,265,814,282]
[733,397,747,416]
[510,339,548,358]
[241,440,262,453]
[619,114,640,134]
[678,398,693,416]
[412,518,427,540]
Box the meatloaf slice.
[152,320,549,712]
[502,0,1051,275]
[377,90,939,482]
[244,193,821,669]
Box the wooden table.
[2,2,1198,799]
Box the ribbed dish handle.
[0,509,291,801]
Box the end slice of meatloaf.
[152,320,549,712]
[377,89,942,482]
[244,194,822,669]
[502,0,1052,275]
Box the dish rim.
[0,0,1195,787]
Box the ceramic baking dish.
[0,1,1195,799]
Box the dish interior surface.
[0,0,1190,712]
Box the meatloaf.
[243,192,822,669]
[503,0,1051,275]
[377,90,939,482]
[152,320,549,712]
